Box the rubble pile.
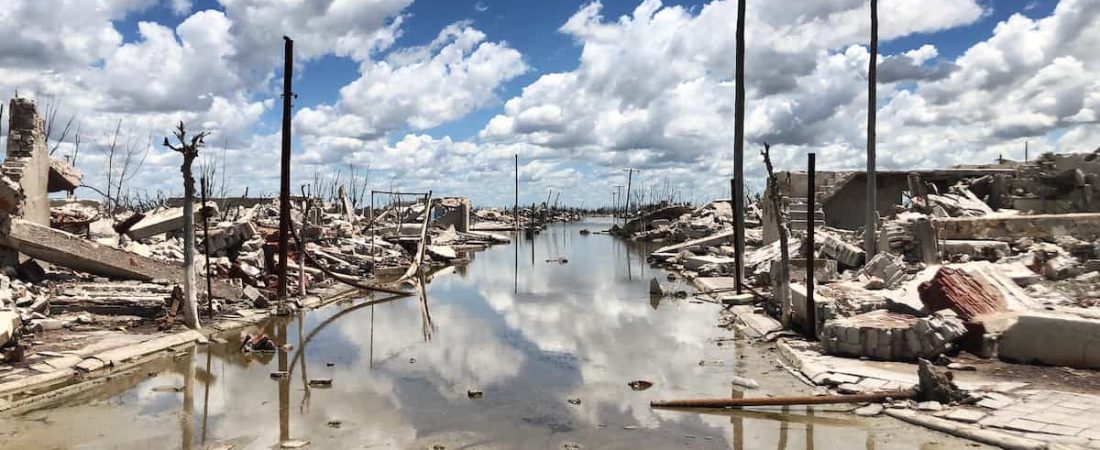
[633,151,1100,371]
[0,93,517,370]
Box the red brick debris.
[918,267,1007,321]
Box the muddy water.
[1,218,967,449]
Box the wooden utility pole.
[864,0,879,257]
[733,0,747,289]
[278,36,294,299]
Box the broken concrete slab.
[47,157,82,193]
[818,232,865,267]
[934,212,1100,241]
[861,253,906,288]
[126,204,218,241]
[684,255,735,271]
[999,312,1100,369]
[3,219,241,299]
[652,229,733,255]
[0,310,21,347]
[941,240,1011,261]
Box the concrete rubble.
[0,99,532,390]
[619,149,1100,448]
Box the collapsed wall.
[2,98,50,226]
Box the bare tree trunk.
[181,156,199,329]
[762,143,792,327]
[164,122,208,330]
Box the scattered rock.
[854,403,884,417]
[308,378,333,388]
[628,380,653,391]
[467,389,483,399]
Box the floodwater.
[0,218,970,449]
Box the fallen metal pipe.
[650,390,914,409]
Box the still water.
[0,218,964,449]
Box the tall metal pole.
[278,36,294,299]
[733,0,747,288]
[514,154,519,231]
[625,168,634,218]
[731,178,741,294]
[864,0,878,257]
[200,176,212,317]
[806,153,816,339]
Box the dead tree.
[762,143,792,327]
[163,122,210,330]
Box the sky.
[1,0,1097,208]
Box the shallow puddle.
[0,218,964,449]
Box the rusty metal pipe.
[651,390,914,409]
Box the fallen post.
[650,390,914,408]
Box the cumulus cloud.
[294,22,526,165]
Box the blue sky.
[2,0,1095,207]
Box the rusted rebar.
[650,390,914,409]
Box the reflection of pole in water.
[277,320,290,443]
[514,231,519,293]
[416,276,434,342]
[806,407,815,450]
[200,346,213,445]
[369,304,375,370]
[730,385,744,450]
[625,238,633,281]
[298,315,311,413]
[181,346,195,450]
[731,325,746,450]
[777,405,790,449]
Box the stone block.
[999,313,1100,369]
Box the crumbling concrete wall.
[2,98,50,225]
[434,197,470,232]
[934,213,1100,241]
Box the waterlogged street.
[0,219,982,449]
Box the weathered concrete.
[818,232,865,267]
[434,197,471,233]
[940,240,1011,261]
[3,98,50,225]
[820,310,967,360]
[862,253,906,288]
[47,157,82,193]
[934,213,1100,241]
[126,204,217,241]
[790,283,832,337]
[998,313,1100,369]
[3,219,241,299]
[684,255,735,271]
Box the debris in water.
[280,440,310,449]
[730,375,760,390]
[270,371,289,379]
[151,385,183,393]
[545,257,568,264]
[327,420,342,429]
[628,380,653,391]
[579,229,591,235]
[241,333,277,353]
[409,358,416,363]
[467,389,484,399]
[567,398,581,405]
[308,378,333,388]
